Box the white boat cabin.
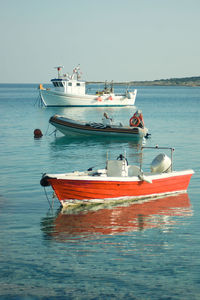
[51,65,86,95]
[51,79,86,95]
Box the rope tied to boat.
[43,186,55,211]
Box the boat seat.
[107,160,128,177]
[128,165,143,177]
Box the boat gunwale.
[46,169,194,182]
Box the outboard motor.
[151,153,171,173]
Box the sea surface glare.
[0,84,200,299]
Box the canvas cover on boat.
[107,160,128,177]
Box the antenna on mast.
[72,64,82,80]
[54,66,64,78]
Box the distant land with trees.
[88,76,200,86]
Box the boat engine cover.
[151,153,171,173]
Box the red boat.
[40,146,194,208]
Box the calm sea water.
[0,84,200,299]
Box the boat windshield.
[53,81,64,87]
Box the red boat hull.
[48,171,193,204]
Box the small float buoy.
[34,129,43,138]
[97,96,102,102]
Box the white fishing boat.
[39,65,137,107]
[49,110,149,139]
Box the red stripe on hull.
[49,173,193,203]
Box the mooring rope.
[44,187,53,211]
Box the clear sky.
[1,0,200,83]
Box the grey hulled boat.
[49,110,149,139]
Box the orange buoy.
[108,96,113,100]
[97,96,102,102]
[34,129,43,138]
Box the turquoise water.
[0,84,200,299]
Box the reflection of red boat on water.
[41,193,192,239]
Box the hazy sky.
[1,0,200,83]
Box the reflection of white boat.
[39,65,137,107]
[49,110,149,139]
[40,146,194,208]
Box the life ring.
[129,116,140,127]
[108,96,112,100]
[97,96,102,102]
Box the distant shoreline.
[87,76,200,87]
[0,75,200,86]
